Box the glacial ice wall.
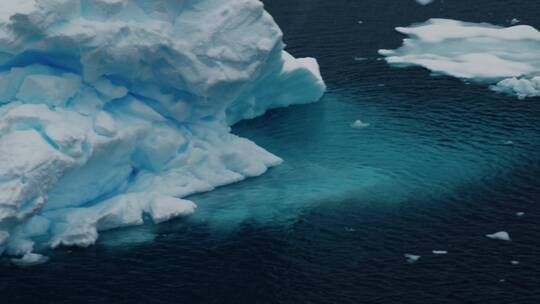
[379,19,540,99]
[0,0,325,261]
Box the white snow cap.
[379,19,540,98]
[0,0,325,260]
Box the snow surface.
[0,0,325,260]
[379,19,540,98]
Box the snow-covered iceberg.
[0,0,325,259]
[379,19,540,99]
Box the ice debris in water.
[351,120,370,129]
[0,0,325,260]
[516,212,525,217]
[511,260,520,265]
[511,18,520,25]
[11,253,49,267]
[486,231,512,241]
[432,250,448,255]
[379,19,540,98]
[415,0,434,5]
[405,254,421,264]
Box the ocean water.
[2,0,540,303]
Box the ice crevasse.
[0,0,325,260]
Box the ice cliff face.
[379,19,540,99]
[0,0,325,261]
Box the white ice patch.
[486,231,512,241]
[0,0,325,259]
[379,19,540,98]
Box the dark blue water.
[2,0,540,303]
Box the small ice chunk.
[405,253,421,264]
[415,0,434,5]
[511,18,520,25]
[503,140,514,146]
[11,253,49,267]
[354,57,368,61]
[511,260,520,265]
[351,120,370,129]
[358,20,363,25]
[486,231,511,241]
[345,227,356,232]
[516,212,525,217]
[432,250,448,255]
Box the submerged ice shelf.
[0,0,325,260]
[379,19,540,98]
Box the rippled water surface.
[2,0,540,303]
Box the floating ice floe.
[11,253,49,267]
[415,0,434,6]
[511,18,520,25]
[432,250,448,255]
[511,260,520,265]
[516,212,525,217]
[405,253,421,264]
[379,19,540,98]
[0,0,325,260]
[486,231,512,241]
[351,120,370,129]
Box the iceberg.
[0,0,325,259]
[379,19,540,99]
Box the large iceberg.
[0,0,325,259]
[379,19,540,99]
